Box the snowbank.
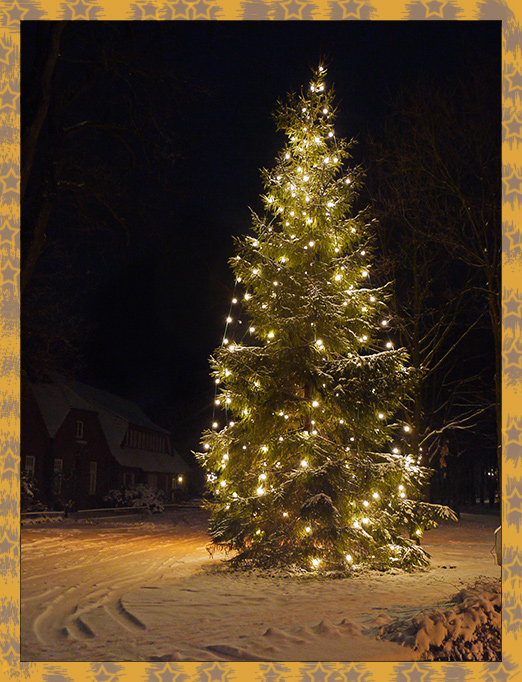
[376,577,500,660]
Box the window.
[75,420,84,440]
[172,474,184,489]
[25,455,35,477]
[123,472,134,488]
[53,459,63,495]
[89,461,97,495]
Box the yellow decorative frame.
[4,2,520,681]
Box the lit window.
[89,461,97,495]
[25,455,35,477]
[123,472,135,488]
[53,459,63,495]
[75,420,84,440]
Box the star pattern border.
[2,0,522,680]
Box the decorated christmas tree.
[197,65,456,572]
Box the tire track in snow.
[23,519,210,647]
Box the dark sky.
[22,20,500,456]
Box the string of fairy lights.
[201,66,424,568]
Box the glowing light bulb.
[339,419,344,424]
[249,326,255,333]
[318,65,324,72]
[204,443,210,450]
[220,480,226,487]
[312,400,319,408]
[212,422,218,428]
[382,320,388,326]
[373,492,379,499]
[316,339,323,347]
[232,298,237,304]
[305,526,312,533]
[386,342,393,349]
[259,473,267,480]
[328,131,334,137]
[301,460,308,468]
[363,500,369,507]
[403,425,411,432]
[273,281,278,286]
[285,153,290,159]
[346,554,353,562]
[312,558,321,568]
[333,157,338,162]
[392,447,399,454]
[283,511,288,517]
[309,240,315,247]
[244,293,251,300]
[257,486,265,496]
[362,517,370,525]
[370,296,375,302]
[323,108,328,114]
[378,413,384,420]
[324,157,330,163]
[335,274,342,281]
[226,397,232,404]
[303,174,309,181]
[362,270,368,278]
[226,316,232,323]
[399,485,404,491]
[268,331,275,339]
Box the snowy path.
[21,508,500,662]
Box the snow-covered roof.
[116,448,191,473]
[32,382,95,438]
[48,372,169,434]
[31,376,187,475]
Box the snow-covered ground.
[21,506,501,663]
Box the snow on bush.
[376,577,500,661]
[21,472,48,512]
[104,484,165,513]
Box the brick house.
[21,375,191,509]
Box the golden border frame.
[5,2,520,681]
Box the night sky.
[21,20,500,460]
